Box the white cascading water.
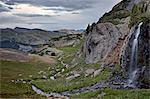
[127,22,143,88]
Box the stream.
[31,81,108,98]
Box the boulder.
[85,69,95,76]
[83,22,122,64]
[66,73,80,80]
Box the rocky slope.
[82,0,150,87]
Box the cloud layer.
[0,0,122,30]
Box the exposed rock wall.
[82,17,130,64]
[139,21,150,87]
[83,22,121,64]
[119,21,150,87]
[81,0,149,88]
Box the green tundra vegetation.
[1,1,150,98]
[129,3,150,28]
[71,88,150,99]
[1,40,150,98]
[0,60,48,98]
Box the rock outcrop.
[120,20,150,88]
[139,21,150,87]
[82,0,150,87]
[82,22,128,64]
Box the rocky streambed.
[31,81,108,98]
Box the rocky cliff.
[82,0,149,64]
[82,0,150,87]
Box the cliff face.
[82,19,130,64]
[119,21,150,88]
[82,0,150,86]
[137,21,150,87]
[82,0,149,64]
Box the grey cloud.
[2,0,98,10]
[71,12,80,14]
[14,13,53,17]
[0,7,9,12]
[0,2,12,12]
[26,22,57,25]
[0,15,23,24]
[0,0,121,30]
[43,8,75,12]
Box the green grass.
[71,90,101,99]
[99,10,130,24]
[31,67,110,93]
[31,39,111,93]
[71,88,150,99]
[129,3,150,28]
[0,60,50,98]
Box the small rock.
[65,64,69,68]
[42,75,47,79]
[38,71,44,74]
[50,76,55,80]
[18,74,22,76]
[66,74,80,80]
[22,81,26,84]
[97,92,106,98]
[94,68,102,77]
[61,69,65,72]
[85,69,95,76]
[48,67,51,70]
[11,80,15,82]
[56,69,60,72]
[29,75,33,78]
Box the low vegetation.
[0,60,51,98]
[31,68,110,92]
[99,10,130,24]
[129,3,150,28]
[71,88,150,99]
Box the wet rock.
[120,20,150,87]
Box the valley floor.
[0,44,150,98]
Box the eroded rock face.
[83,22,120,64]
[120,21,150,88]
[138,21,150,87]
[81,0,149,88]
[83,18,130,64]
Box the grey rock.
[94,68,103,77]
[83,22,122,64]
[85,69,95,76]
[66,73,80,80]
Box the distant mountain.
[0,27,84,51]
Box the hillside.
[83,0,150,88]
[0,27,83,52]
[0,0,150,98]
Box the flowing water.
[126,22,143,88]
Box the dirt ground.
[0,48,56,64]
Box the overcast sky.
[0,0,122,30]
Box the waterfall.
[127,22,143,88]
